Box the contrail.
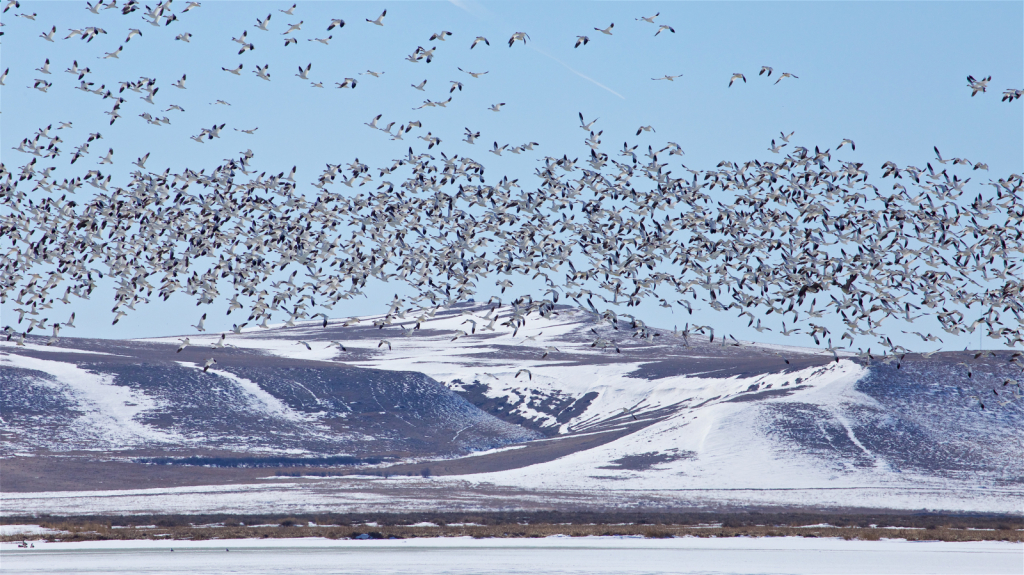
[529,44,626,100]
[448,0,491,19]
[447,0,624,100]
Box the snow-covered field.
[2,476,1019,516]
[1,537,1019,575]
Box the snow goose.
[579,112,598,130]
[773,72,798,84]
[366,9,386,26]
[508,31,529,46]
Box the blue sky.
[2,1,1022,351]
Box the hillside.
[2,303,1021,515]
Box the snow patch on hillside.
[1,352,181,447]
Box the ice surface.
[0,537,1019,575]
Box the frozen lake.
[1,536,1020,575]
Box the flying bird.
[774,72,798,84]
[366,9,386,26]
[508,31,529,47]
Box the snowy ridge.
[139,305,851,435]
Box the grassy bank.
[3,512,1021,543]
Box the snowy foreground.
[1,537,1020,575]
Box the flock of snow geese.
[2,2,1023,409]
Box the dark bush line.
[133,455,385,468]
[6,511,1021,530]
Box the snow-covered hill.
[2,303,1021,514]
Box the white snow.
[0,525,62,536]
[0,537,1018,575]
